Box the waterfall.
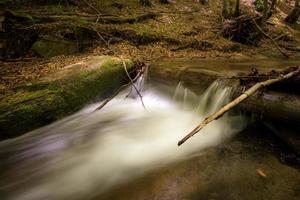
[0,80,246,200]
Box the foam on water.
[0,80,246,200]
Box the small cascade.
[196,80,235,115]
[172,79,236,115]
[172,81,183,100]
[0,80,245,200]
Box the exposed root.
[221,15,262,45]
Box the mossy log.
[4,10,159,25]
[0,56,134,140]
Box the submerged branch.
[94,62,146,112]
[122,60,147,110]
[178,67,300,146]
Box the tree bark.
[262,0,269,23]
[223,0,236,18]
[235,0,240,16]
[285,0,300,25]
[266,0,278,20]
[222,0,240,18]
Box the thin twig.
[84,1,146,111]
[95,30,115,54]
[92,32,146,110]
[82,0,102,16]
[122,60,146,109]
[82,0,102,22]
[94,70,143,111]
[252,19,290,58]
[94,84,129,111]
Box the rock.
[264,122,300,154]
[0,56,134,139]
[31,35,78,58]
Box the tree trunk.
[267,0,278,20]
[139,0,151,6]
[235,0,240,16]
[223,0,236,18]
[262,0,269,23]
[222,0,240,18]
[285,0,300,25]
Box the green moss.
[254,0,264,12]
[79,18,89,25]
[31,35,78,58]
[0,56,134,139]
[7,10,34,21]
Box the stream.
[0,62,300,200]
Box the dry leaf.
[257,168,267,178]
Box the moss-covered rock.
[0,56,134,139]
[31,35,79,58]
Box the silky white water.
[0,80,246,200]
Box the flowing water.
[0,78,247,200]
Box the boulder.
[31,35,78,58]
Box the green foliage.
[254,0,265,12]
[139,0,151,6]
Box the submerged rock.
[0,56,134,139]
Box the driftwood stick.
[178,67,300,146]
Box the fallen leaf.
[257,168,267,178]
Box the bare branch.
[178,67,300,146]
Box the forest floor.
[1,0,300,93]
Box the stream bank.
[0,56,135,139]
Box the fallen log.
[5,10,159,25]
[178,67,300,146]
